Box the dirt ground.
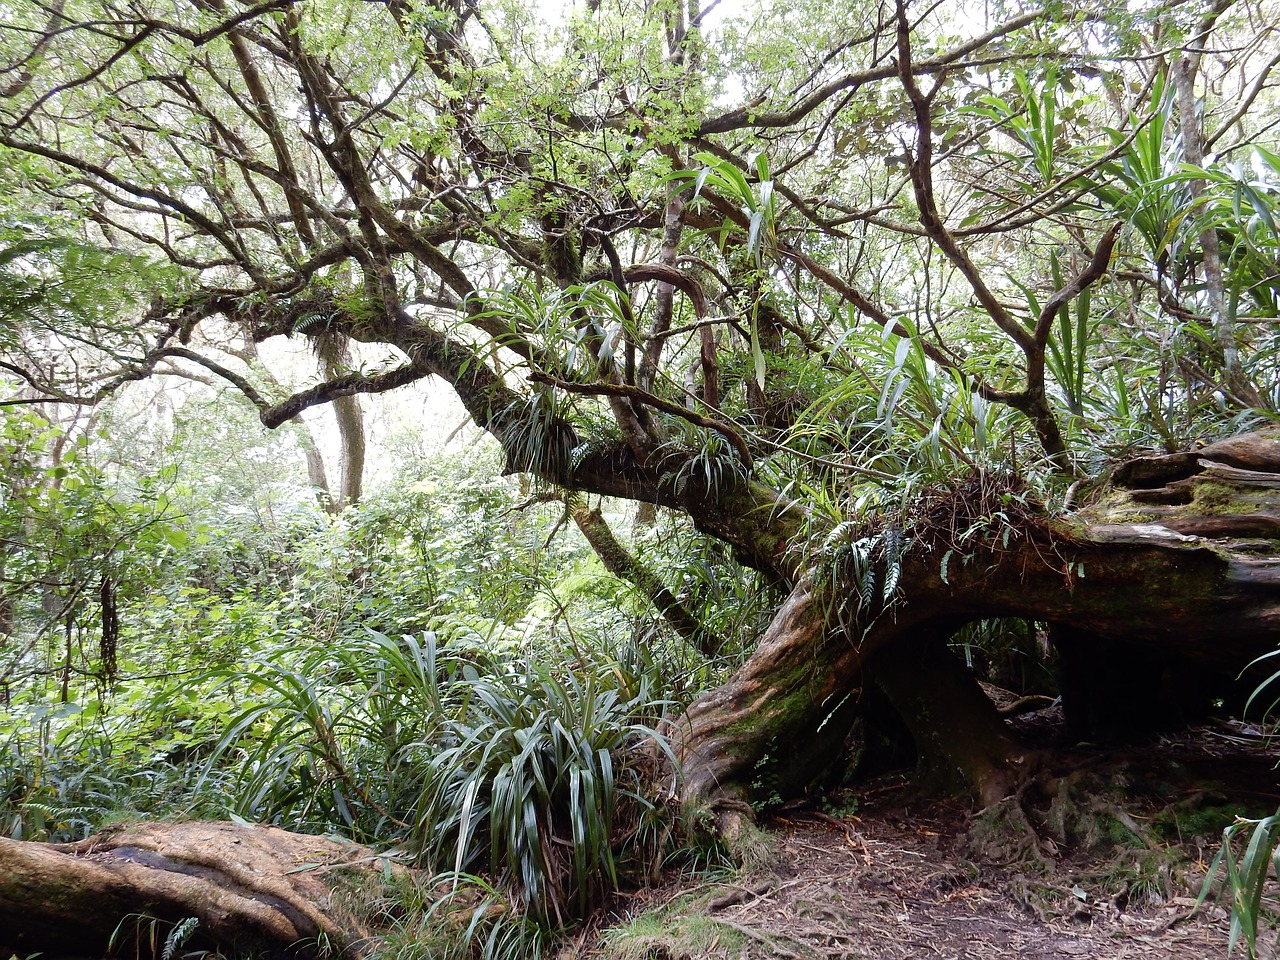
[696,805,1241,959]
[572,721,1280,960]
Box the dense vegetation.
[1,0,1279,954]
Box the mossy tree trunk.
[673,432,1280,814]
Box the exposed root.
[964,762,1256,922]
[967,795,1056,874]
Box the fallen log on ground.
[0,820,404,958]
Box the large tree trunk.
[0,821,402,958]
[875,627,1033,806]
[674,431,1280,814]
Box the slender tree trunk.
[1173,18,1263,407]
[237,339,339,510]
[640,186,686,393]
[633,500,657,531]
[291,413,336,512]
[568,496,725,656]
[333,392,365,510]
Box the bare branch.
[259,364,426,429]
[698,9,1043,135]
[1032,224,1121,346]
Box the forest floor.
[566,719,1280,960]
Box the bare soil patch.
[571,722,1280,960]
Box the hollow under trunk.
[673,430,1280,814]
[875,628,1033,806]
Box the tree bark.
[292,412,337,512]
[0,821,401,959]
[875,628,1032,806]
[333,392,366,510]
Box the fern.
[816,519,912,637]
[162,917,199,960]
[821,520,857,557]
[880,527,906,604]
[291,310,338,337]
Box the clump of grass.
[372,875,549,960]
[602,911,746,960]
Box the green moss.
[1081,488,1162,525]
[1076,472,1274,527]
[723,818,779,873]
[1191,478,1267,515]
[1151,802,1256,844]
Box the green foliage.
[0,413,706,943]
[1173,147,1280,319]
[186,627,673,930]
[950,619,1055,695]
[784,310,1021,487]
[962,68,1092,195]
[0,408,193,699]
[414,648,672,927]
[108,914,201,960]
[655,416,751,500]
[1088,74,1184,266]
[634,525,776,672]
[0,693,236,842]
[817,521,907,635]
[1199,644,1280,957]
[2,2,1279,952]
[476,280,641,381]
[380,875,549,960]
[673,151,778,270]
[0,216,180,388]
[1201,810,1280,958]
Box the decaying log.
[0,820,403,958]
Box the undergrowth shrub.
[199,628,676,934]
[0,697,236,841]
[413,659,672,927]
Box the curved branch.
[259,364,426,429]
[527,371,753,472]
[895,4,1033,357]
[624,262,707,320]
[697,9,1042,135]
[568,494,726,657]
[1032,224,1121,345]
[154,347,269,408]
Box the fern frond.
[822,520,857,556]
[162,917,200,960]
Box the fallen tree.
[0,820,402,958]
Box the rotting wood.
[0,820,403,959]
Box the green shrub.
[413,657,672,927]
